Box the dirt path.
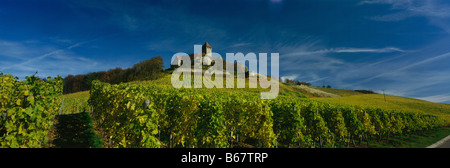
[427,135,450,148]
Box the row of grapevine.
[88,81,160,148]
[270,98,444,147]
[90,81,277,148]
[137,85,276,148]
[88,80,444,148]
[0,74,62,148]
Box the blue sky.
[1,0,450,103]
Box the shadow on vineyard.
[367,127,450,148]
[51,112,103,148]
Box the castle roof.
[203,42,212,48]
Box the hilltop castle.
[170,42,256,77]
[171,42,213,68]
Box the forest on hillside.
[63,56,164,94]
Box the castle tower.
[202,42,212,65]
[202,42,212,57]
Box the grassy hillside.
[60,73,449,148]
[312,93,450,126]
[277,83,450,126]
[289,85,340,97]
[312,87,364,97]
[66,74,450,127]
[61,91,90,114]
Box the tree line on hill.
[354,90,376,94]
[283,78,311,86]
[63,56,164,94]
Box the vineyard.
[0,72,447,148]
[88,76,444,148]
[313,94,450,126]
[0,74,62,147]
[60,91,90,115]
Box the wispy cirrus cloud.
[0,40,48,60]
[333,36,450,103]
[0,39,109,79]
[279,40,345,84]
[334,47,405,53]
[360,0,450,33]
[285,46,405,56]
[278,37,406,86]
[0,42,84,71]
[277,35,450,104]
[360,0,450,17]
[230,43,253,48]
[415,94,450,103]
[352,40,450,83]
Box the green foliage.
[196,96,228,148]
[64,56,164,94]
[271,98,311,147]
[313,94,450,126]
[61,91,90,114]
[321,105,348,142]
[88,77,444,148]
[0,74,62,148]
[90,80,278,148]
[52,112,103,148]
[89,81,160,148]
[303,103,334,147]
[221,95,276,148]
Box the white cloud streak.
[285,47,405,56]
[360,0,450,18]
[230,43,253,48]
[360,0,450,33]
[335,47,405,53]
[0,42,84,71]
[0,40,51,60]
[415,94,450,103]
[356,51,450,84]
[0,39,109,79]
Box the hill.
[57,72,449,148]
[63,56,164,94]
[65,72,450,127]
[71,72,450,125]
[280,83,450,126]
[312,93,450,126]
